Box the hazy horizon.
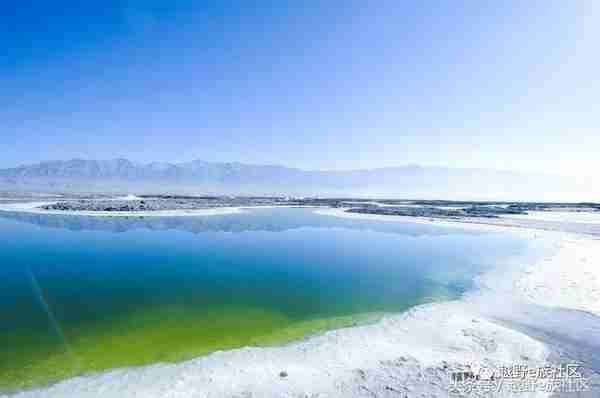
[0,156,571,176]
[1,157,597,201]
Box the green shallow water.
[0,208,537,392]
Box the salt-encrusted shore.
[0,201,325,218]
[315,207,600,236]
[3,208,600,397]
[0,201,244,217]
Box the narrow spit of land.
[10,194,598,222]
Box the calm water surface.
[0,208,539,392]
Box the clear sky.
[1,1,598,177]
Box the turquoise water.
[0,208,535,391]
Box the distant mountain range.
[0,158,589,200]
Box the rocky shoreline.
[346,204,525,218]
[39,196,341,212]
[37,196,600,220]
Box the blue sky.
[1,1,598,177]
